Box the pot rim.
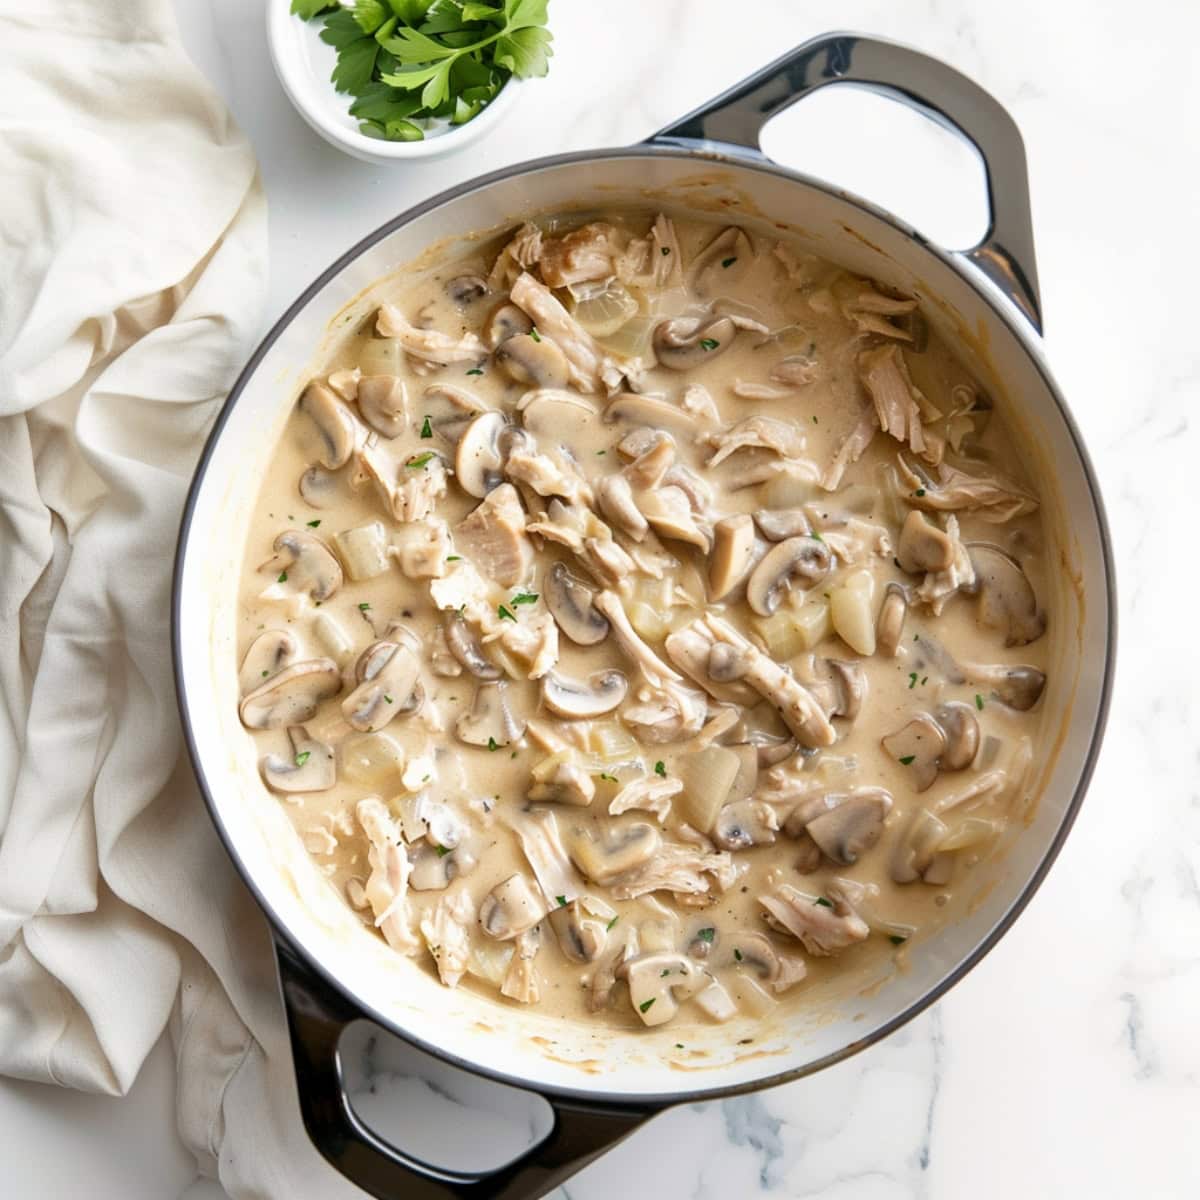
[172,142,1117,1110]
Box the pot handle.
[649,32,1043,332]
[275,938,652,1200]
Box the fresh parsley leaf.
[699,337,719,351]
[419,414,433,438]
[445,554,461,561]
[638,997,656,1014]
[606,915,619,931]
[975,693,985,710]
[889,934,907,945]
[696,928,715,944]
[654,760,666,778]
[497,604,515,621]
[353,0,392,33]
[733,947,743,961]
[555,895,567,907]
[598,772,618,783]
[358,602,371,610]
[307,519,321,527]
[294,751,311,767]
[493,24,553,77]
[382,24,457,63]
[510,591,538,606]
[329,30,380,93]
[291,0,336,17]
[529,327,541,342]
[277,571,288,583]
[814,896,833,908]
[389,0,436,28]
[461,1,502,19]
[406,451,435,468]
[721,256,737,268]
[908,672,919,689]
[899,754,916,765]
[487,735,499,751]
[466,367,484,375]
[435,844,450,857]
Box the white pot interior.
[176,152,1111,1101]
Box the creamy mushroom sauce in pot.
[236,212,1051,1030]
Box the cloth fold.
[0,2,356,1195]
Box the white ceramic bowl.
[266,0,523,164]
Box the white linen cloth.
[0,2,357,1195]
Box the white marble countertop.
[3,0,1198,1196]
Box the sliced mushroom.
[455,680,525,747]
[753,509,812,541]
[616,953,705,1027]
[822,659,866,720]
[541,669,628,719]
[298,464,341,508]
[897,509,955,574]
[745,535,832,616]
[964,662,1047,711]
[567,822,661,885]
[544,561,608,645]
[421,383,488,444]
[239,659,341,730]
[447,274,489,305]
[342,641,422,733]
[299,381,356,469]
[548,900,607,963]
[602,392,700,436]
[881,713,946,791]
[239,629,298,695]
[260,530,343,605]
[712,799,779,851]
[805,788,892,865]
[496,332,570,389]
[444,614,501,680]
[259,725,336,793]
[483,301,533,350]
[726,931,781,983]
[479,873,546,939]
[936,701,980,770]
[876,582,908,657]
[968,544,1046,646]
[357,375,408,439]
[410,842,477,891]
[652,315,737,370]
[455,411,507,499]
[708,514,758,601]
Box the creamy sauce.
[235,212,1051,1031]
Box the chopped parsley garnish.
[556,895,567,907]
[435,845,450,858]
[294,751,310,767]
[915,488,927,497]
[529,327,541,342]
[497,603,516,622]
[596,449,606,456]
[277,571,288,583]
[921,676,928,685]
[908,672,919,689]
[261,669,269,677]
[419,415,433,438]
[487,736,499,751]
[446,555,461,562]
[466,368,484,376]
[661,968,671,977]
[814,896,833,908]
[889,934,907,945]
[654,760,666,778]
[606,915,619,931]
[898,754,916,765]
[306,519,321,527]
[406,452,434,469]
[699,337,719,351]
[384,694,394,704]
[511,591,539,606]
[733,947,743,961]
[812,415,819,425]
[696,928,715,944]
[598,772,618,783]
[661,246,671,256]
[638,998,656,1014]
[675,1042,684,1049]
[811,531,824,542]
[975,693,985,711]
[721,256,737,268]
[358,602,371,610]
